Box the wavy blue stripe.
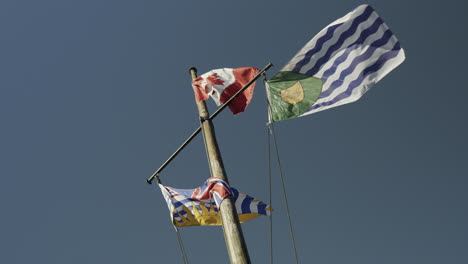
[320,17,383,81]
[318,29,394,100]
[305,6,375,76]
[309,41,401,111]
[172,201,183,209]
[173,211,187,220]
[173,211,185,218]
[172,197,199,209]
[241,196,253,214]
[319,19,385,99]
[292,23,343,72]
[174,202,192,212]
[292,5,373,73]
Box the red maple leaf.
[206,73,224,86]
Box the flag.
[266,4,405,122]
[192,67,260,115]
[159,177,271,227]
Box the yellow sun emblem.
[280,81,304,105]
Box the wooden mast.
[189,67,251,264]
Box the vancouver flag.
[192,67,260,115]
[159,177,271,227]
[266,4,405,122]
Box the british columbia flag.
[159,177,271,227]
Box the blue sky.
[1,0,467,263]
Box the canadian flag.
[192,67,259,115]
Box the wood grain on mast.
[190,67,251,264]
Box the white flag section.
[268,4,405,121]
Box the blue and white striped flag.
[159,177,271,227]
[266,4,405,122]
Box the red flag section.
[192,67,259,115]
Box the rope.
[269,124,299,264]
[267,125,274,264]
[167,116,208,264]
[159,177,188,263]
[174,226,189,264]
[264,73,274,264]
[263,77,299,263]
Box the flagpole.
[189,67,251,264]
[146,63,272,184]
